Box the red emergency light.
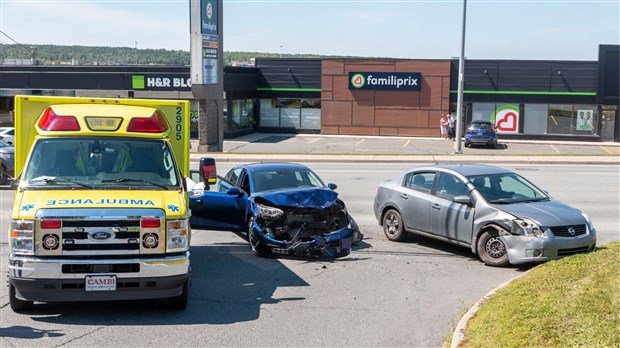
[38,108,81,131]
[127,111,169,133]
[40,219,62,229]
[140,218,161,228]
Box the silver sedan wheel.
[485,236,507,258]
[385,214,400,236]
[382,209,407,242]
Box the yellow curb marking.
[307,138,320,144]
[550,144,560,154]
[599,146,613,155]
[403,140,411,148]
[355,138,366,146]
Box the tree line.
[0,44,339,66]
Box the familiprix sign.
[349,72,421,91]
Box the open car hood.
[253,187,339,209]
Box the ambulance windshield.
[23,137,180,189]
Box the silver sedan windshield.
[468,173,549,204]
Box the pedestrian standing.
[440,114,449,140]
[448,113,456,140]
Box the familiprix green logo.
[350,73,366,89]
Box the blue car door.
[189,175,247,231]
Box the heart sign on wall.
[491,105,519,134]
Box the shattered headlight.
[512,218,544,237]
[256,203,284,220]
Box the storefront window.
[523,104,548,135]
[259,98,321,130]
[472,103,519,134]
[259,99,280,127]
[548,104,598,135]
[227,99,255,132]
[300,98,321,130]
[279,98,301,128]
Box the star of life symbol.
[21,204,34,212]
[167,204,180,212]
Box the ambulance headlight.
[167,219,189,252]
[10,220,34,255]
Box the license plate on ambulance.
[85,275,117,291]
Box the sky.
[0,0,618,61]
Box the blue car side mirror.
[227,187,242,196]
[328,183,337,190]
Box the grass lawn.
[462,241,620,348]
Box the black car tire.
[9,282,34,312]
[382,209,407,242]
[477,231,510,267]
[464,141,470,148]
[168,277,189,310]
[247,217,259,254]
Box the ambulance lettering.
[46,199,155,206]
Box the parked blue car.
[189,161,362,258]
[465,120,498,148]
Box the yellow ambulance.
[8,95,198,311]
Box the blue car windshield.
[469,173,549,204]
[252,168,325,193]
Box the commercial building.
[1,44,617,142]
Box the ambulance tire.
[9,282,33,312]
[168,277,189,310]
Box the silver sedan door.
[400,171,436,233]
[429,172,474,243]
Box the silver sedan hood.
[495,200,586,227]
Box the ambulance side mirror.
[199,157,217,185]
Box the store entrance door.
[601,107,617,142]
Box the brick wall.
[321,59,451,136]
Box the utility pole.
[454,0,467,154]
[135,41,138,65]
[280,45,283,58]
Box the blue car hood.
[254,188,339,209]
[496,200,585,227]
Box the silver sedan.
[373,164,597,266]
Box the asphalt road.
[1,163,618,347]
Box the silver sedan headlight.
[512,218,544,237]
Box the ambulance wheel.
[168,277,189,310]
[9,282,33,312]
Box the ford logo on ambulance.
[88,230,114,241]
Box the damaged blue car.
[190,161,362,258]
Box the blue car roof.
[242,162,310,173]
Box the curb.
[450,269,532,348]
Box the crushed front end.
[249,191,362,258]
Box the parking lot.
[195,133,620,157]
